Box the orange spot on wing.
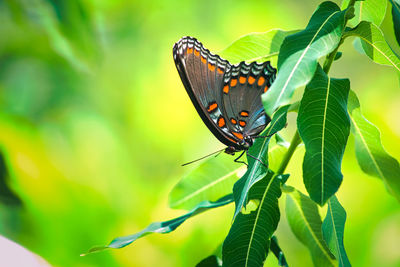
[194,49,200,56]
[232,132,244,140]
[207,102,218,112]
[230,118,237,125]
[208,63,216,71]
[239,120,246,127]
[257,76,265,86]
[227,137,237,144]
[240,111,249,117]
[201,56,207,64]
[187,48,193,54]
[264,85,269,93]
[230,79,237,87]
[218,117,226,127]
[217,68,224,74]
[223,85,229,94]
[248,76,256,85]
[239,76,246,84]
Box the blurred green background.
[0,0,399,266]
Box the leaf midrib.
[328,200,344,267]
[349,113,385,179]
[245,174,277,267]
[275,10,340,106]
[240,110,286,210]
[320,76,331,204]
[172,167,244,207]
[356,28,400,72]
[291,195,336,266]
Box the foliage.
[94,0,400,265]
[1,0,400,266]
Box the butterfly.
[173,36,276,163]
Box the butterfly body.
[173,36,276,154]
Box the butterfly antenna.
[182,148,226,166]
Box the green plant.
[86,0,400,266]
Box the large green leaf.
[169,153,245,210]
[84,195,233,254]
[169,139,289,211]
[347,90,400,201]
[232,106,289,219]
[262,1,348,115]
[222,172,289,267]
[342,0,387,26]
[322,196,351,267]
[297,66,350,205]
[390,0,400,46]
[285,187,336,266]
[344,21,400,73]
[218,29,296,65]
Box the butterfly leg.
[234,150,247,166]
[246,151,268,168]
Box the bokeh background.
[0,0,399,266]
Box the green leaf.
[218,29,297,65]
[342,0,387,26]
[169,153,245,210]
[285,187,336,266]
[390,0,400,46]
[84,195,233,254]
[196,255,222,267]
[262,1,348,115]
[232,106,289,219]
[347,90,400,201]
[344,21,400,73]
[270,236,289,267]
[322,196,351,267]
[268,138,288,173]
[297,66,350,205]
[222,173,289,267]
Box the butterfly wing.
[221,61,276,139]
[173,36,239,148]
[173,36,276,149]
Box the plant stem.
[324,0,357,73]
[322,45,340,73]
[276,130,301,175]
